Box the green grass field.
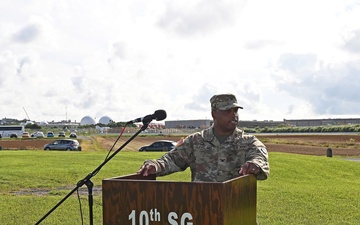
[0,150,359,224]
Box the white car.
[30,131,45,138]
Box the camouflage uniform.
[146,126,269,182]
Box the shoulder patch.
[243,134,255,140]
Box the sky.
[1,0,360,124]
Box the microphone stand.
[35,122,150,225]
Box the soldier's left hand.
[239,162,260,176]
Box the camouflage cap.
[210,94,243,110]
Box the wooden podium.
[102,174,257,225]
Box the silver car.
[44,139,82,151]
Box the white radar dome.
[99,116,113,125]
[80,116,96,125]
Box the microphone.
[127,109,167,124]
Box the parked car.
[47,131,55,138]
[58,131,66,137]
[139,140,177,152]
[69,132,77,138]
[44,139,82,151]
[22,132,30,138]
[10,133,18,138]
[31,131,45,138]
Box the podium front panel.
[102,174,256,225]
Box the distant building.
[165,120,212,129]
[239,120,284,128]
[165,119,285,129]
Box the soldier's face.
[212,108,239,133]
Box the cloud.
[1,0,360,122]
[157,0,245,37]
[244,40,284,50]
[17,56,33,74]
[343,29,360,54]
[185,84,217,111]
[12,24,40,43]
[112,42,128,60]
[0,51,16,87]
[277,53,318,73]
[272,53,360,116]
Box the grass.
[257,153,360,224]
[0,150,359,224]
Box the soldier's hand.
[137,163,156,176]
[239,162,260,176]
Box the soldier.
[137,93,269,182]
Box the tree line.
[243,124,360,133]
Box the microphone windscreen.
[154,110,167,121]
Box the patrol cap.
[210,94,243,110]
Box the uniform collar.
[202,125,244,144]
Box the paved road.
[344,158,360,162]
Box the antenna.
[23,107,31,121]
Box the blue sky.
[1,0,360,123]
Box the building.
[239,120,284,128]
[165,120,212,129]
[165,119,285,129]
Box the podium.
[102,174,257,225]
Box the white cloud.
[1,0,360,123]
[157,0,245,37]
